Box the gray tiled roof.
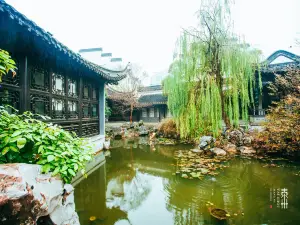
[138,94,167,104]
[261,50,300,73]
[0,0,128,83]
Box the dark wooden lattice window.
[68,100,78,119]
[52,98,65,119]
[92,87,97,100]
[91,104,98,118]
[82,103,90,118]
[52,73,65,95]
[68,77,78,98]
[31,68,49,91]
[30,94,50,116]
[83,82,90,100]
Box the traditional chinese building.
[250,50,300,124]
[0,1,128,140]
[137,85,169,122]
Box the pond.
[74,138,300,225]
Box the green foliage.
[105,90,112,117]
[0,107,93,183]
[163,0,261,138]
[0,49,17,82]
[105,99,112,117]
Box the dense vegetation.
[163,0,261,138]
[253,69,300,153]
[0,107,93,183]
[0,49,17,82]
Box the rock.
[0,164,79,225]
[103,139,110,150]
[138,125,149,136]
[191,149,204,154]
[242,136,252,147]
[225,129,244,146]
[224,143,237,154]
[238,146,256,155]
[138,120,144,126]
[210,148,227,156]
[149,132,156,141]
[199,136,216,150]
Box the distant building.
[79,48,126,70]
[137,85,170,122]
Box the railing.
[251,109,266,116]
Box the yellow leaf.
[89,216,96,221]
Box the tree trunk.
[215,47,230,129]
[130,103,133,123]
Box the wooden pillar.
[20,55,29,113]
[99,82,105,135]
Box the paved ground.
[106,121,159,128]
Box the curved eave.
[0,0,128,83]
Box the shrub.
[252,96,300,153]
[0,107,93,183]
[158,119,178,138]
[253,68,300,153]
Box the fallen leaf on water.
[182,174,188,178]
[89,216,96,221]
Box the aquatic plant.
[163,0,261,138]
[0,107,93,183]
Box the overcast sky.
[6,0,300,78]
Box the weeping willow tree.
[164,0,262,138]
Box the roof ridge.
[264,50,300,65]
[0,0,129,82]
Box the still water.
[75,138,300,225]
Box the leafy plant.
[0,107,93,183]
[0,49,17,82]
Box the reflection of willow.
[106,146,151,212]
[163,158,271,224]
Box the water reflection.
[75,138,300,225]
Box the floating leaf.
[89,216,96,221]
[181,174,188,178]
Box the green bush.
[0,49,17,82]
[0,107,93,183]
